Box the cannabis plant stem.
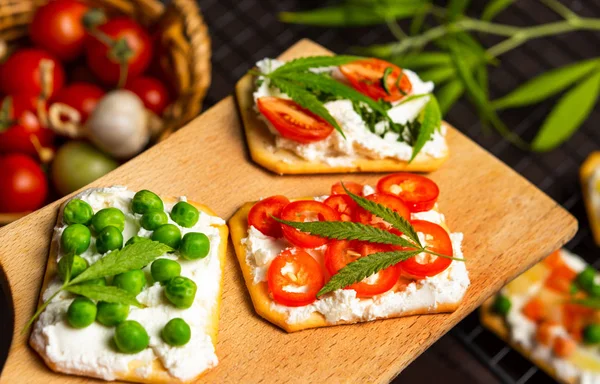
[540,0,579,20]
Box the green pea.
[125,236,150,247]
[141,210,168,231]
[80,277,107,286]
[584,324,600,344]
[165,276,197,309]
[113,270,147,295]
[61,224,91,254]
[151,259,181,283]
[97,301,129,326]
[132,190,164,215]
[179,232,210,260]
[96,226,124,254]
[67,297,97,328]
[492,294,511,316]
[569,282,579,295]
[576,267,597,292]
[114,320,149,354]
[63,199,94,226]
[170,202,199,228]
[151,224,181,248]
[92,208,125,232]
[161,318,191,346]
[58,255,88,282]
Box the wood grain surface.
[0,39,578,384]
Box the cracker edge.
[580,152,600,247]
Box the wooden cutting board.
[0,39,577,384]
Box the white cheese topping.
[241,193,469,324]
[30,186,225,381]
[253,58,447,165]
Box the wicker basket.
[0,0,212,224]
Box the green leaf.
[396,93,431,106]
[271,55,362,75]
[70,240,172,285]
[391,52,451,69]
[447,0,471,21]
[318,250,422,296]
[492,58,600,110]
[269,77,345,138]
[571,297,600,309]
[419,66,455,85]
[531,70,600,152]
[382,67,394,95]
[436,80,464,115]
[409,3,431,35]
[343,184,422,246]
[411,95,441,161]
[482,0,514,21]
[59,252,75,283]
[65,284,145,308]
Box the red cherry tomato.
[267,249,324,307]
[377,173,440,212]
[29,0,89,61]
[399,220,453,278]
[331,181,364,196]
[85,18,153,85]
[354,193,411,229]
[324,195,357,222]
[0,49,65,98]
[247,195,290,238]
[124,76,171,115]
[280,200,340,248]
[325,241,400,297]
[256,97,334,143]
[52,82,105,122]
[339,58,412,102]
[0,154,48,212]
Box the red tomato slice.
[268,249,324,307]
[354,193,411,229]
[256,97,334,143]
[324,195,357,222]
[339,58,412,102]
[280,200,340,248]
[377,173,440,212]
[247,195,290,238]
[331,181,364,196]
[399,220,453,278]
[545,264,577,294]
[325,240,400,297]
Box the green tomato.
[576,267,597,292]
[132,190,164,215]
[113,270,147,295]
[161,318,191,346]
[58,254,88,282]
[80,277,107,286]
[67,297,97,328]
[584,324,600,344]
[92,207,125,232]
[170,202,199,228]
[63,199,94,226]
[151,259,181,283]
[114,320,149,354]
[96,226,124,254]
[141,211,168,231]
[61,224,91,254]
[492,294,511,316]
[125,236,150,246]
[165,276,197,309]
[96,301,129,326]
[151,224,181,249]
[51,141,118,196]
[179,232,210,260]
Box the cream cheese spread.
[30,186,224,381]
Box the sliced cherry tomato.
[339,58,412,102]
[85,18,153,85]
[280,200,340,248]
[325,241,400,297]
[52,82,105,123]
[267,249,324,307]
[354,193,410,229]
[124,76,171,115]
[324,195,357,222]
[398,220,452,278]
[0,154,48,212]
[247,195,290,238]
[256,97,333,143]
[545,264,577,294]
[0,49,65,98]
[29,0,89,61]
[377,173,440,212]
[331,181,364,196]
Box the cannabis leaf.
[271,55,361,75]
[65,285,144,308]
[411,96,441,161]
[482,0,514,21]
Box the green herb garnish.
[381,67,393,95]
